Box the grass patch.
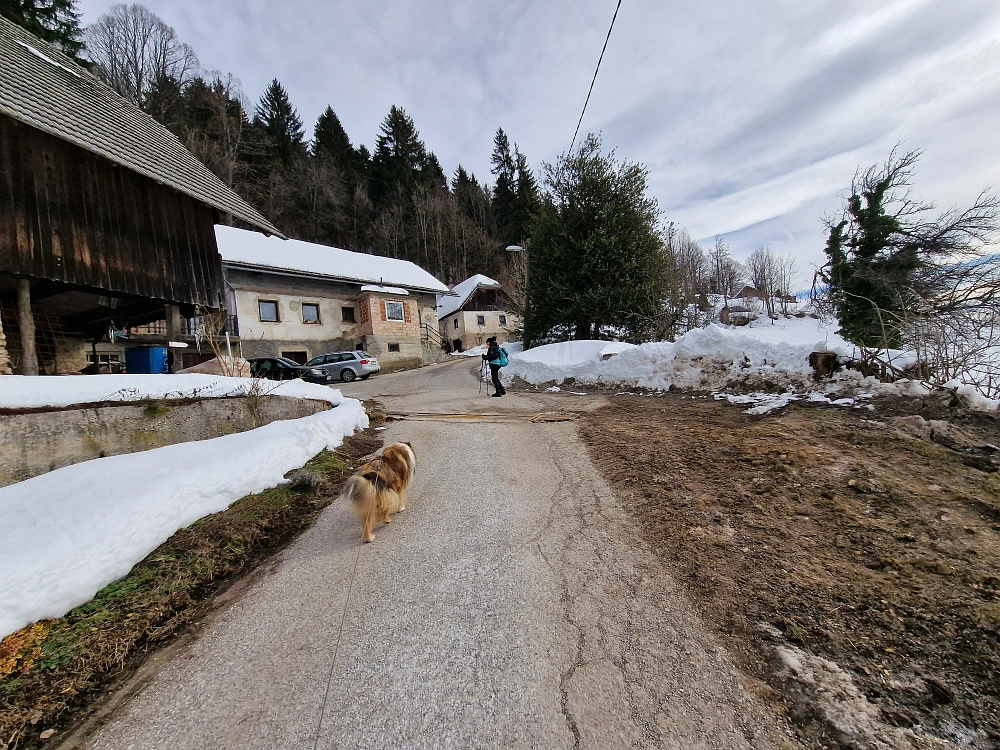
[0,402,385,750]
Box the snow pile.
[0,373,342,410]
[451,341,524,358]
[506,320,848,394]
[0,391,368,639]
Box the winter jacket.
[484,342,508,367]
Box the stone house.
[216,226,451,371]
[436,275,519,352]
[0,16,280,375]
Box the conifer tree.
[524,134,668,345]
[491,128,538,244]
[368,105,434,208]
[1,0,84,59]
[254,78,304,166]
[313,106,357,174]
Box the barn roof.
[216,225,451,295]
[0,17,282,238]
[436,274,503,318]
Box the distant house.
[0,16,280,375]
[216,226,451,371]
[437,275,519,352]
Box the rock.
[284,468,322,491]
[39,729,55,740]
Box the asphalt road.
[82,359,794,750]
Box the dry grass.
[0,403,385,750]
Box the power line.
[569,0,624,154]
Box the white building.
[436,275,520,352]
[216,226,452,371]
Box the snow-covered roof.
[216,225,450,294]
[360,285,408,296]
[437,274,503,318]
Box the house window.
[477,315,485,326]
[302,303,320,324]
[259,300,279,322]
[387,342,401,353]
[342,306,356,323]
[282,351,308,364]
[453,318,459,329]
[499,315,507,326]
[385,301,405,321]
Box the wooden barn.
[0,17,281,375]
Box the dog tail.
[341,474,379,521]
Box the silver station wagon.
[305,351,380,382]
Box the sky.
[75,0,1000,290]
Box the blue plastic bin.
[125,347,169,374]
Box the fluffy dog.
[341,442,416,543]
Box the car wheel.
[341,368,357,382]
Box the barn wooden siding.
[0,114,225,308]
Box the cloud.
[74,0,1000,287]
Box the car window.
[305,356,322,367]
[275,357,299,367]
[340,353,356,361]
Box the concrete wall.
[0,395,328,487]
[227,267,440,368]
[440,310,520,352]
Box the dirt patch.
[0,403,385,750]
[579,396,1000,749]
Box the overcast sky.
[76,0,1000,290]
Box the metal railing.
[420,323,449,351]
[126,315,239,338]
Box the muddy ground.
[578,394,1000,749]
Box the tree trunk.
[17,278,38,375]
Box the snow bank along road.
[84,359,794,750]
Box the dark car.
[247,357,333,384]
[304,351,380,382]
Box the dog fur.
[340,442,416,543]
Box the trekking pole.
[479,360,483,394]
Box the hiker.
[483,336,508,397]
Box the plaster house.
[437,275,519,352]
[0,17,280,375]
[215,226,452,371]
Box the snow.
[436,274,502,319]
[359,284,408,296]
[0,390,368,639]
[509,316,1000,414]
[506,319,851,394]
[0,373,342,410]
[216,225,450,294]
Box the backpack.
[498,347,509,367]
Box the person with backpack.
[483,336,508,397]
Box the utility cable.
[569,0,624,154]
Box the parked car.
[305,351,380,382]
[247,357,333,384]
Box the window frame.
[384,300,405,322]
[476,314,486,326]
[387,342,401,353]
[258,299,280,322]
[453,318,459,329]
[499,314,507,326]
[301,302,321,324]
[342,306,356,323]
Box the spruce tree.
[254,78,304,166]
[524,134,668,345]
[313,106,356,173]
[1,0,83,59]
[368,105,433,208]
[491,128,538,244]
